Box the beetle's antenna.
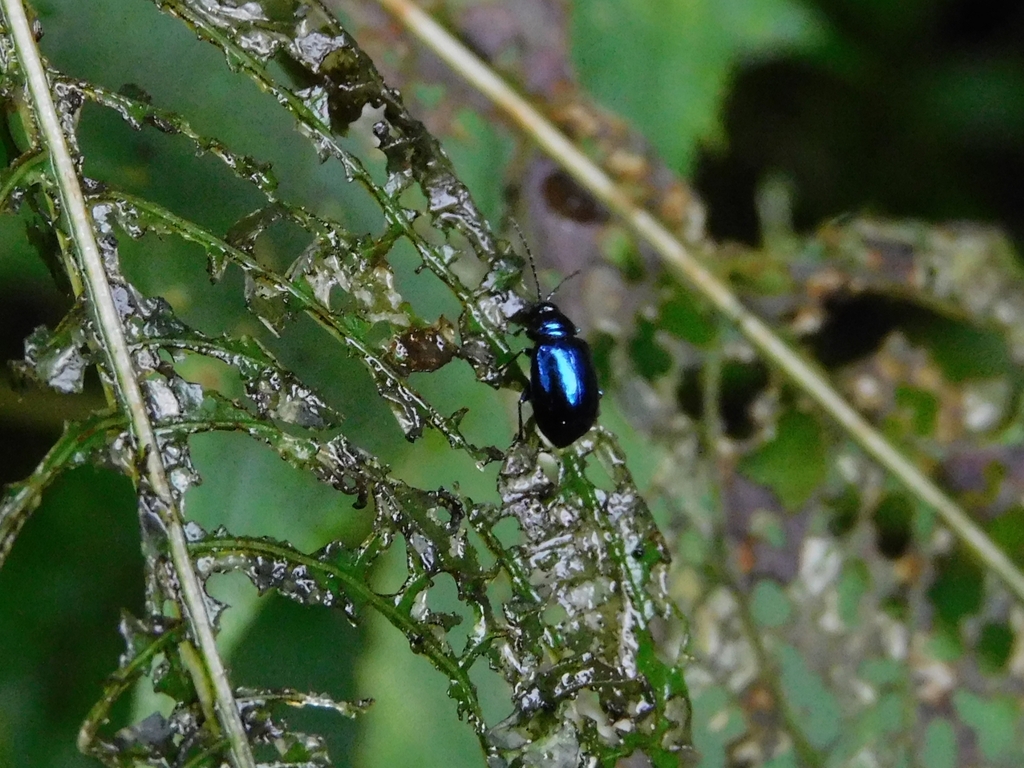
[510,217,542,302]
[545,268,582,301]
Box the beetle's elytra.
[517,300,601,448]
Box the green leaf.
[953,691,1019,761]
[739,409,826,510]
[572,0,825,172]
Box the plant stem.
[0,1,255,765]
[369,0,1024,606]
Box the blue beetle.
[508,219,601,447]
[517,300,601,448]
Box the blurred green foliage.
[572,0,826,173]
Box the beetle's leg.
[518,383,531,442]
[497,348,527,378]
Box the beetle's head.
[518,301,575,341]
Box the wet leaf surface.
[2,1,691,765]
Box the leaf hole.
[677,359,770,439]
[872,493,914,559]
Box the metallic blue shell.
[517,301,601,447]
[529,335,600,448]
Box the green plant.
[1,1,689,766]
